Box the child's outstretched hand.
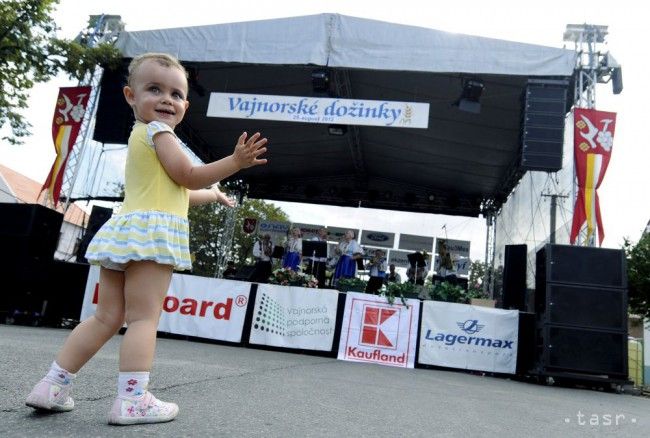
[234,132,268,169]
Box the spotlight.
[455,78,484,114]
[611,66,623,95]
[311,69,330,92]
[328,124,347,136]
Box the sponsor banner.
[249,284,339,351]
[435,238,471,275]
[327,226,359,242]
[398,234,434,252]
[338,292,420,368]
[208,92,430,128]
[292,222,324,240]
[360,230,395,248]
[257,220,291,244]
[81,265,250,343]
[418,301,519,374]
[389,250,432,269]
[433,255,471,275]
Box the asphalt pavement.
[1,324,647,437]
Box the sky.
[2,0,649,262]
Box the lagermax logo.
[457,319,485,335]
[360,305,399,348]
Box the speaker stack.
[532,244,628,386]
[501,244,528,311]
[76,205,113,263]
[0,203,64,322]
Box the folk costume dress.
[85,121,192,271]
[282,237,302,271]
[333,239,361,281]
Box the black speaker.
[76,206,113,263]
[233,265,257,281]
[542,326,627,376]
[93,65,133,144]
[533,243,628,380]
[538,283,626,331]
[0,203,63,318]
[536,244,626,289]
[520,80,568,172]
[41,261,90,325]
[502,244,527,311]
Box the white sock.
[118,371,150,398]
[46,361,76,385]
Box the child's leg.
[108,261,178,425]
[56,267,126,373]
[27,267,125,411]
[119,260,173,372]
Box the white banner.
[389,250,432,270]
[435,238,471,275]
[292,222,324,240]
[418,301,519,374]
[81,266,251,343]
[360,230,395,248]
[249,284,339,351]
[433,255,471,275]
[398,234,434,252]
[338,292,420,368]
[327,226,359,241]
[208,92,430,128]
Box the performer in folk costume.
[333,229,363,285]
[282,226,302,271]
[252,233,273,283]
[365,249,387,294]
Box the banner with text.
[360,230,395,248]
[338,292,420,368]
[389,250,432,269]
[418,301,519,374]
[208,92,430,128]
[292,222,325,240]
[81,266,251,343]
[435,238,471,275]
[398,234,434,252]
[249,284,339,351]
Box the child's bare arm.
[155,131,268,190]
[189,186,237,207]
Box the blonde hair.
[127,52,188,87]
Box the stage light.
[611,67,623,95]
[454,79,484,114]
[328,124,347,136]
[311,69,330,92]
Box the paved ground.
[1,324,647,437]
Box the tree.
[188,198,289,277]
[0,0,120,144]
[624,233,650,320]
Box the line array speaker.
[520,80,569,172]
[76,206,113,263]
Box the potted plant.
[268,268,318,288]
[337,277,367,292]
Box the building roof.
[0,163,88,227]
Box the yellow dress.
[85,121,191,270]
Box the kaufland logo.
[360,304,399,349]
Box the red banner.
[570,108,616,245]
[243,218,257,234]
[40,86,92,205]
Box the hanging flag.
[570,108,616,245]
[40,86,92,206]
